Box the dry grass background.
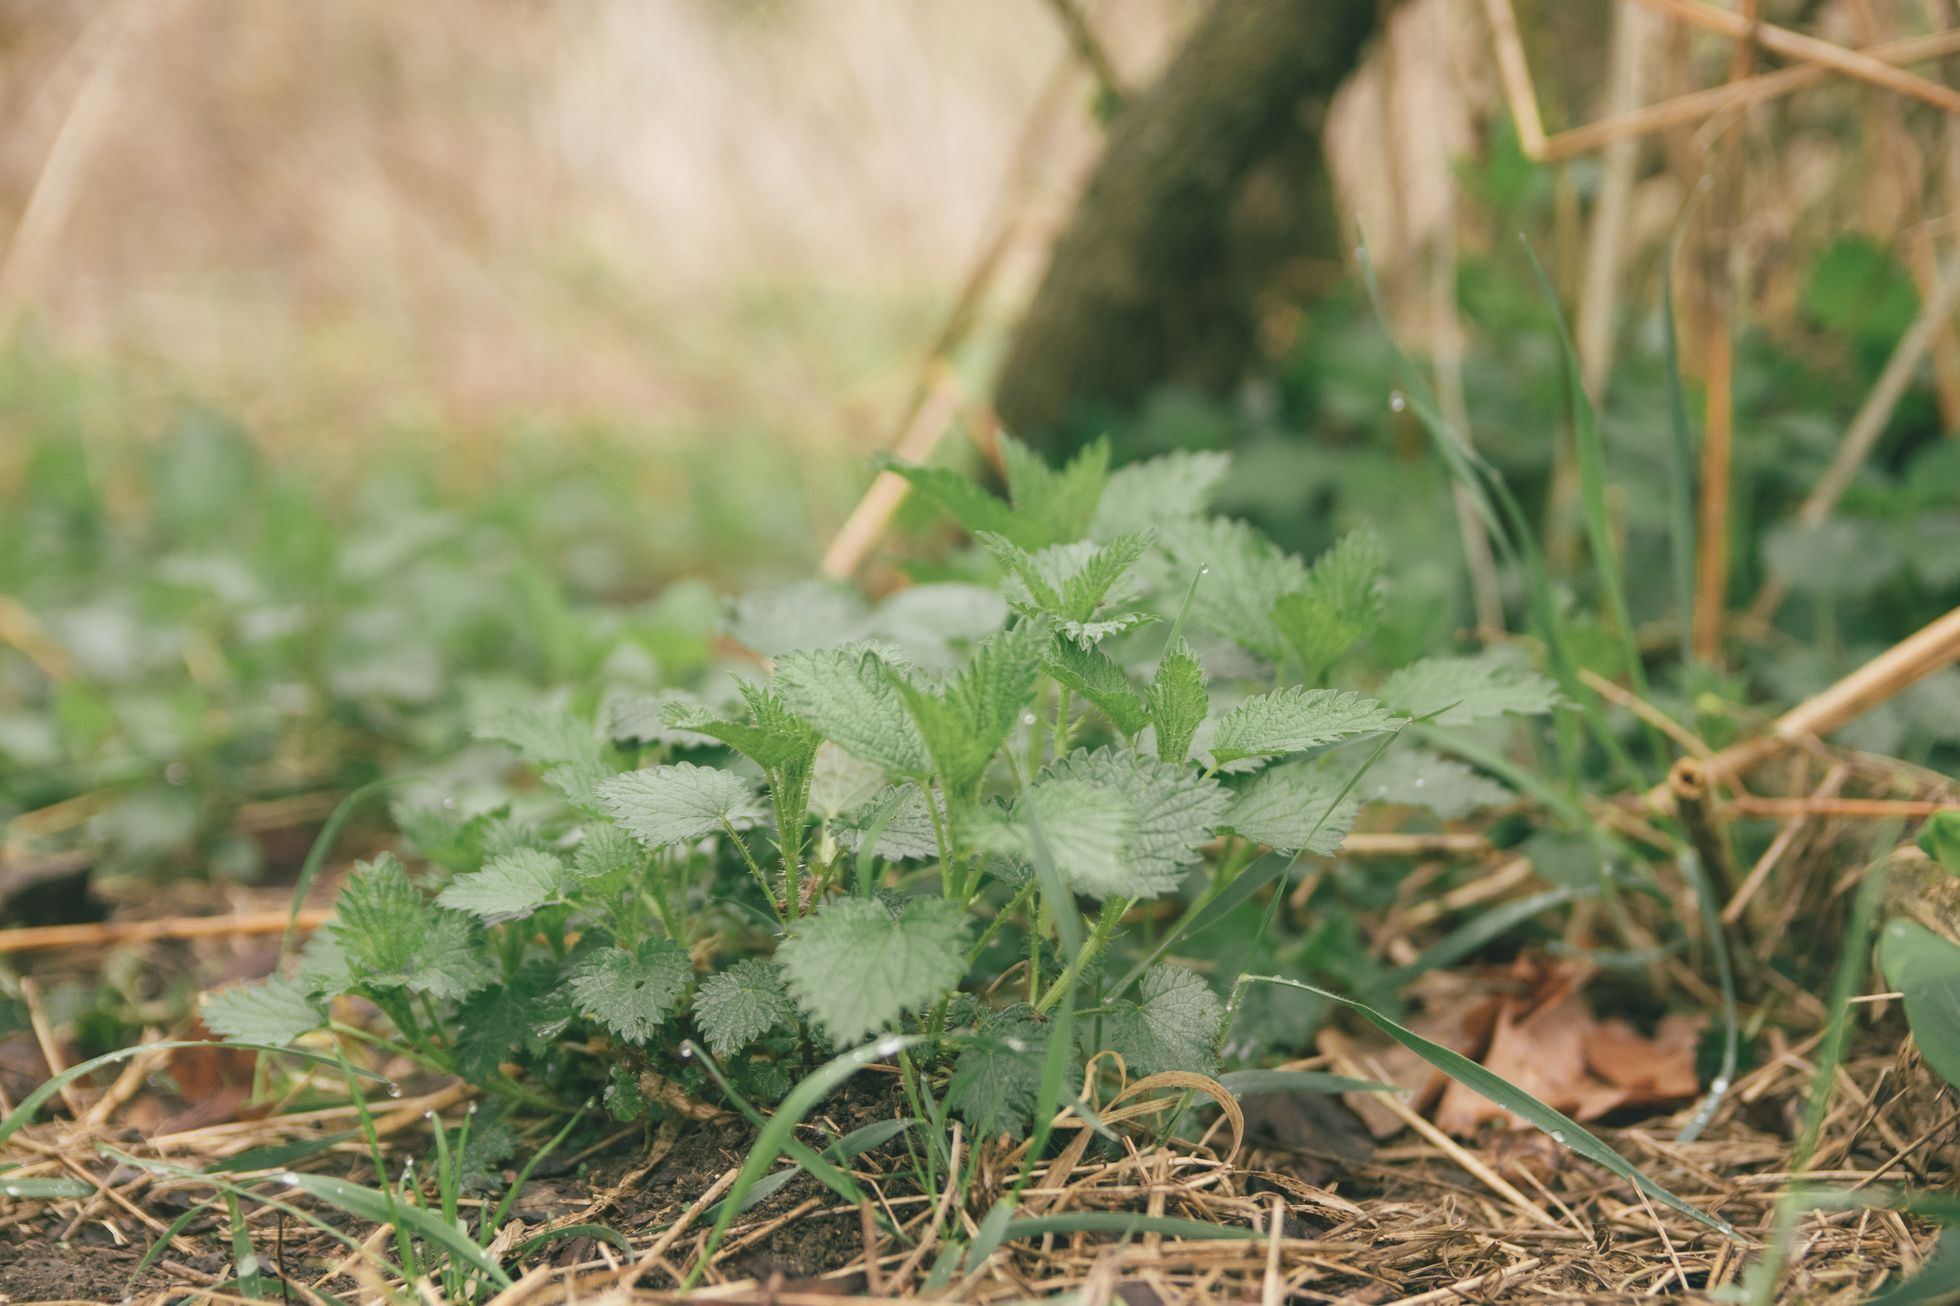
[0,0,1184,455]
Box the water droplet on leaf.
[1389,390,1407,413]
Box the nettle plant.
[208,439,1557,1136]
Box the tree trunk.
[995,0,1377,443]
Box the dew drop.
[1413,777,1426,789]
[1549,1130,1567,1145]
[1021,712,1037,727]
[441,796,457,810]
[1388,390,1407,413]
[386,1083,404,1098]
[1197,564,1211,576]
[279,1172,301,1188]
[466,1102,478,1115]
[680,1045,693,1058]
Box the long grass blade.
[1232,973,1735,1237]
[284,1170,514,1289]
[1659,237,1700,671]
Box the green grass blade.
[124,1197,218,1297]
[1234,974,1735,1238]
[280,775,406,965]
[0,1042,386,1151]
[706,1117,919,1222]
[684,1034,921,1288]
[223,1191,271,1299]
[1001,1213,1263,1241]
[1659,238,1699,671]
[284,1170,514,1289]
[0,1176,93,1198]
[513,1222,633,1261]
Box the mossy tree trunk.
[994,0,1378,443]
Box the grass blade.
[1217,1069,1395,1096]
[684,1034,920,1288]
[284,1170,514,1289]
[1232,973,1735,1238]
[1659,237,1699,671]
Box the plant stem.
[965,878,1039,967]
[722,819,781,918]
[1033,897,1131,1015]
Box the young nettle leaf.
[1099,965,1225,1077]
[203,977,327,1045]
[1207,687,1404,767]
[775,896,970,1044]
[1044,637,1150,737]
[572,824,644,889]
[890,625,1043,792]
[330,854,493,1001]
[773,643,932,778]
[453,960,562,1082]
[475,705,601,772]
[1220,767,1358,855]
[694,959,795,1057]
[834,786,946,862]
[981,530,1156,647]
[809,742,891,820]
[1362,747,1513,818]
[1090,449,1231,539]
[947,1007,1054,1140]
[1378,650,1562,725]
[727,580,871,656]
[569,939,693,1044]
[670,681,822,863]
[596,763,763,849]
[1273,529,1386,681]
[1159,515,1306,664]
[977,747,1226,900]
[977,778,1138,899]
[436,847,568,923]
[607,689,720,748]
[880,435,1109,550]
[1147,640,1208,763]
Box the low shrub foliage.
[209,437,1562,1136]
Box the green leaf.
[1045,638,1149,737]
[774,644,931,778]
[1099,965,1225,1077]
[596,763,762,849]
[1208,687,1403,766]
[665,683,820,774]
[809,742,888,819]
[1147,640,1208,762]
[453,967,556,1082]
[1159,516,1306,662]
[572,824,643,886]
[1000,434,1110,547]
[1273,529,1384,680]
[474,705,599,771]
[607,689,720,747]
[694,959,794,1057]
[978,747,1225,900]
[776,897,970,1044]
[1878,919,1960,1091]
[1361,747,1512,818]
[892,625,1043,791]
[948,1008,1052,1140]
[875,460,1024,543]
[1090,449,1231,538]
[834,786,945,862]
[1919,811,1960,874]
[1379,650,1561,726]
[568,940,693,1044]
[280,1171,513,1290]
[726,580,871,656]
[202,978,325,1045]
[436,847,567,923]
[329,854,494,1000]
[1220,768,1357,855]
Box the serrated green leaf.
[999,435,1110,548]
[453,963,558,1081]
[1208,687,1403,766]
[474,705,600,771]
[694,959,794,1057]
[976,747,1225,900]
[606,689,719,747]
[666,682,820,774]
[1099,965,1224,1076]
[1273,529,1385,680]
[948,1007,1053,1140]
[329,853,491,1000]
[891,625,1043,791]
[572,824,643,886]
[1159,516,1306,662]
[1220,768,1358,855]
[774,644,932,777]
[1044,637,1149,737]
[436,847,567,923]
[1360,747,1512,818]
[1147,640,1208,762]
[596,763,763,849]
[809,742,891,819]
[202,978,326,1045]
[569,940,692,1044]
[776,897,969,1044]
[875,459,1025,543]
[1378,650,1561,726]
[1091,450,1231,538]
[834,786,945,862]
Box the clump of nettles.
[206,439,1556,1135]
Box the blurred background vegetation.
[3,0,1957,939]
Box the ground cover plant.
[2,410,1955,1301]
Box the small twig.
[1384,1255,1544,1304]
[1670,758,1742,896]
[0,907,334,955]
[1728,796,1955,820]
[1630,0,1960,113]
